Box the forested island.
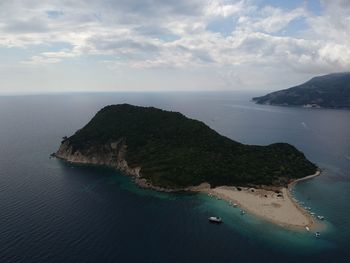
[253,72,350,109]
[55,104,316,190]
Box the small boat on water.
[317,215,325,220]
[305,226,310,232]
[233,203,238,207]
[209,216,222,223]
[315,232,321,238]
[240,210,246,215]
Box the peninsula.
[253,72,350,109]
[55,104,319,229]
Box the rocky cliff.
[55,138,141,177]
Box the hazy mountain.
[253,72,350,109]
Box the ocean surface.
[0,92,349,262]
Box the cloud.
[205,0,247,17]
[248,6,307,33]
[21,55,61,65]
[3,18,49,33]
[0,0,350,90]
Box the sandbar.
[196,171,321,230]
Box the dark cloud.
[134,25,180,41]
[4,18,49,33]
[104,0,203,17]
[88,36,160,54]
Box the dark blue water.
[0,92,349,262]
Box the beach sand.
[198,171,321,230]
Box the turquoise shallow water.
[0,92,349,262]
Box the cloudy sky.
[1,0,349,93]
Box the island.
[55,104,320,229]
[252,72,350,109]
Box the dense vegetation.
[253,72,350,108]
[66,104,317,188]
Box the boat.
[240,210,246,215]
[305,226,310,232]
[317,215,325,220]
[208,216,222,223]
[315,232,321,238]
[233,203,238,207]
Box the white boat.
[315,232,321,238]
[317,215,325,220]
[305,226,310,232]
[233,203,238,207]
[209,216,222,223]
[240,210,246,215]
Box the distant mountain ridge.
[253,72,350,109]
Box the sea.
[0,92,349,263]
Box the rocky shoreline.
[55,139,141,177]
[55,139,321,195]
[54,139,188,193]
[54,138,323,230]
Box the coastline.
[54,151,322,231]
[253,101,350,110]
[196,170,322,231]
[288,170,321,190]
[135,169,323,231]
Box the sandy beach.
[198,171,321,230]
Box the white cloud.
[205,0,246,17]
[250,6,307,33]
[21,56,61,65]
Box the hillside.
[253,72,350,108]
[55,104,317,189]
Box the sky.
[0,0,350,93]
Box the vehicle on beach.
[208,217,222,223]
